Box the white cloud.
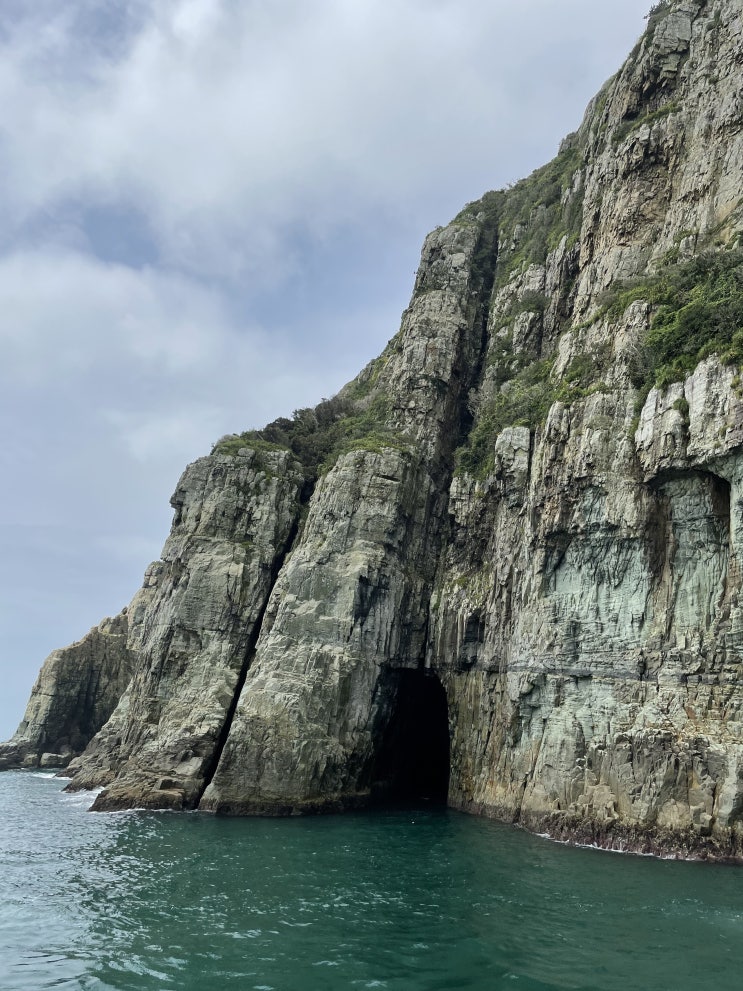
[0,0,651,282]
[102,406,223,463]
[0,250,229,380]
[0,244,389,492]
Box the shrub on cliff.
[213,391,408,479]
[603,247,743,389]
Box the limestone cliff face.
[6,0,743,859]
[422,0,743,859]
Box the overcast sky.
[0,0,652,739]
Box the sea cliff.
[5,0,743,859]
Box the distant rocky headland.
[5,0,743,861]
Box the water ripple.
[1,772,743,989]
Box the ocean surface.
[1,771,743,990]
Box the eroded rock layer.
[66,450,304,810]
[0,612,135,769]
[6,0,743,859]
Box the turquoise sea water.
[2,771,743,990]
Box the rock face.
[6,0,743,859]
[68,450,304,810]
[0,612,135,769]
[200,219,490,814]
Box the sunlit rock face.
[7,0,743,859]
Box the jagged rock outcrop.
[0,611,135,769]
[6,0,743,860]
[200,220,491,814]
[66,450,304,809]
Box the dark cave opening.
[707,471,731,536]
[372,669,450,806]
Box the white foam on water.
[532,825,683,861]
[100,808,147,815]
[89,804,193,815]
[59,787,104,811]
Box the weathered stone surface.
[65,449,304,810]
[574,0,743,313]
[0,612,135,770]
[7,0,743,861]
[432,370,743,858]
[199,448,440,813]
[423,0,743,860]
[200,217,493,813]
[636,358,743,473]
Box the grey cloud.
[0,0,651,736]
[0,1,650,281]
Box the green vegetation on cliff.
[458,142,584,289]
[452,139,589,479]
[213,391,409,480]
[457,245,743,480]
[603,247,743,388]
[610,100,680,147]
[456,347,610,478]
